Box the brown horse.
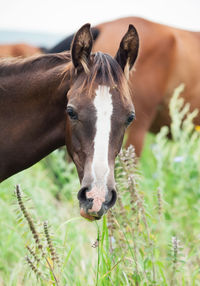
[48,17,200,156]
[0,24,139,220]
[0,43,41,58]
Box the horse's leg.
[125,39,176,156]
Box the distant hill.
[0,30,66,49]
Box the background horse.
[0,24,139,220]
[0,43,41,58]
[47,17,200,156]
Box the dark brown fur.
[0,52,71,181]
[0,34,135,183]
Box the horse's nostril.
[77,187,88,201]
[105,189,117,208]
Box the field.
[0,86,200,286]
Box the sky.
[0,0,199,46]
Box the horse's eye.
[126,112,135,126]
[66,106,78,120]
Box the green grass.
[0,85,200,285]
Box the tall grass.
[0,85,200,285]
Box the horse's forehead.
[68,86,133,116]
[68,67,133,109]
[69,84,119,105]
[93,85,113,108]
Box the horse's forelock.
[73,52,131,101]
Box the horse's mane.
[0,52,71,77]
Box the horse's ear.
[71,23,93,73]
[115,24,139,79]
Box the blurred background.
[1,0,200,48]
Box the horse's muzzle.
[78,186,117,221]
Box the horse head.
[66,23,139,220]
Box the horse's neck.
[0,65,68,181]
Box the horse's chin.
[80,208,101,221]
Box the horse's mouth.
[80,208,101,221]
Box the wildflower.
[195,125,200,132]
[173,156,184,162]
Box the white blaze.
[91,85,113,187]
